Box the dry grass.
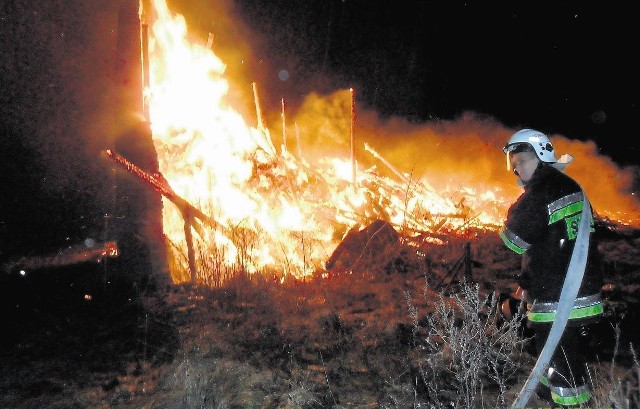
[1,230,639,408]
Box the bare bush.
[406,280,528,408]
[589,326,640,409]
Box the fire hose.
[511,193,591,408]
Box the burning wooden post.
[139,0,151,122]
[106,149,228,285]
[251,82,276,156]
[350,87,356,188]
[253,82,265,133]
[281,98,287,152]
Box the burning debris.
[108,127,498,286]
[115,0,639,287]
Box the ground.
[1,223,639,408]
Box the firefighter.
[499,129,604,407]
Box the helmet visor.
[505,143,535,171]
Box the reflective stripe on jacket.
[527,293,604,323]
[540,376,591,406]
[498,165,603,303]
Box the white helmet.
[504,128,573,172]
[503,128,557,163]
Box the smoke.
[552,136,640,223]
[285,90,640,226]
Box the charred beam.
[106,149,231,285]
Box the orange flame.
[145,0,640,285]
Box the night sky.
[225,0,638,166]
[1,0,639,257]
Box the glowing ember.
[144,0,639,285]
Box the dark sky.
[223,0,638,166]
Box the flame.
[145,0,639,285]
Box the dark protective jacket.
[499,164,603,304]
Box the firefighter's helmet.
[504,128,573,172]
[504,129,557,163]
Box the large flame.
[145,0,639,285]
